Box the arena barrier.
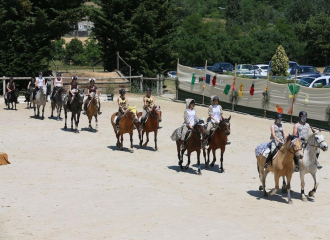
[177,64,330,130]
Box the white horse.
[51,88,67,121]
[300,130,328,201]
[33,85,47,119]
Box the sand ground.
[1,95,330,240]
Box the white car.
[297,76,330,88]
[252,64,268,76]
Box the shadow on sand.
[167,165,198,175]
[247,189,314,203]
[107,146,134,153]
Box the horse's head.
[195,119,206,135]
[310,128,328,151]
[220,115,231,136]
[288,135,304,159]
[41,85,47,95]
[127,107,138,122]
[152,107,162,122]
[78,89,84,103]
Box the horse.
[64,89,84,133]
[299,129,328,201]
[136,107,162,150]
[4,89,18,110]
[203,116,231,173]
[25,88,33,109]
[86,92,99,132]
[111,108,138,152]
[51,87,66,121]
[172,120,206,175]
[256,135,304,204]
[33,85,47,119]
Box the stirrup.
[226,141,231,145]
[264,162,268,169]
[82,111,86,115]
[295,165,299,172]
[98,111,102,115]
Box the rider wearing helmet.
[6,77,17,103]
[264,112,287,169]
[26,76,36,102]
[33,71,45,100]
[50,72,63,103]
[82,78,102,115]
[140,88,156,129]
[116,89,129,130]
[67,76,79,111]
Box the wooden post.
[160,74,163,95]
[140,74,143,92]
[129,66,132,93]
[116,51,119,70]
[156,74,159,96]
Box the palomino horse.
[5,89,18,110]
[33,85,47,119]
[203,116,231,173]
[51,87,66,121]
[86,92,99,132]
[64,89,84,133]
[111,108,138,152]
[136,107,162,150]
[173,120,206,174]
[299,129,328,201]
[256,135,304,204]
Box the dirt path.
[1,95,330,239]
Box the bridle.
[308,134,325,148]
[287,140,303,155]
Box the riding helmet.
[89,78,95,83]
[39,71,43,76]
[9,77,13,80]
[57,72,61,77]
[72,76,78,81]
[213,96,220,102]
[299,111,307,117]
[119,89,126,94]
[275,112,282,119]
[146,87,151,92]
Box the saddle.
[183,128,193,142]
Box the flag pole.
[290,68,298,123]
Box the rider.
[204,95,231,146]
[180,98,199,150]
[116,89,129,130]
[293,111,315,171]
[82,78,102,115]
[264,113,287,169]
[140,88,156,130]
[67,76,79,111]
[6,77,17,103]
[33,72,45,100]
[50,73,63,103]
[27,76,36,93]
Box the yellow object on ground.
[0,152,10,165]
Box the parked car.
[296,76,330,88]
[290,66,319,79]
[166,71,177,78]
[212,62,234,74]
[268,61,299,74]
[252,64,268,76]
[323,66,330,75]
[193,66,214,70]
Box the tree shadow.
[167,165,198,175]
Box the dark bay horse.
[5,89,18,110]
[64,89,84,133]
[136,108,162,150]
[203,116,231,173]
[86,92,99,132]
[175,120,206,175]
[111,109,138,152]
[25,88,33,109]
[51,87,66,121]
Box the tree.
[271,45,289,76]
[92,0,178,76]
[65,38,85,65]
[51,39,66,62]
[0,0,86,76]
[84,37,102,64]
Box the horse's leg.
[42,105,45,119]
[262,170,270,197]
[143,131,149,147]
[89,116,92,131]
[282,176,288,193]
[309,171,319,197]
[120,134,123,150]
[219,146,225,173]
[185,150,191,170]
[140,130,145,147]
[269,173,280,196]
[180,149,185,170]
[130,132,134,152]
[71,113,74,130]
[210,148,216,167]
[203,148,207,168]
[286,174,293,204]
[51,103,54,117]
[300,171,307,201]
[95,115,98,132]
[176,141,181,164]
[197,149,201,175]
[34,103,36,116]
[14,102,16,110]
[76,113,80,133]
[154,130,158,151]
[207,148,212,167]
[64,109,67,129]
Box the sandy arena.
[1,94,330,239]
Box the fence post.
[117,51,119,70]
[129,66,132,93]
[160,74,163,95]
[2,76,5,96]
[140,74,143,92]
[156,74,159,96]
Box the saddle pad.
[0,152,10,165]
[113,116,118,124]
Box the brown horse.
[111,109,137,152]
[86,93,99,132]
[203,116,231,173]
[175,120,206,175]
[256,135,304,204]
[136,108,162,150]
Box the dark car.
[290,66,319,79]
[323,66,330,75]
[212,62,234,74]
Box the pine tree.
[0,0,85,76]
[271,45,289,76]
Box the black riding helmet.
[146,87,151,92]
[72,76,77,81]
[57,72,61,77]
[213,96,220,103]
[299,111,307,117]
[119,89,126,94]
[275,112,282,119]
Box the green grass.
[163,79,176,93]
[49,60,103,71]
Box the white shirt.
[55,78,62,87]
[186,109,196,126]
[211,105,221,123]
[37,77,45,87]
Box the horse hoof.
[263,192,268,197]
[130,149,134,153]
[309,191,315,197]
[197,170,202,175]
[259,186,263,191]
[302,196,307,202]
[288,200,293,204]
[184,166,189,170]
[282,188,288,193]
[64,126,67,129]
[219,168,224,173]
[180,166,183,170]
[210,163,214,167]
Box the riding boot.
[264,150,274,169]
[226,138,231,145]
[293,155,299,172]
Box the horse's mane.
[306,132,316,142]
[284,136,293,148]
